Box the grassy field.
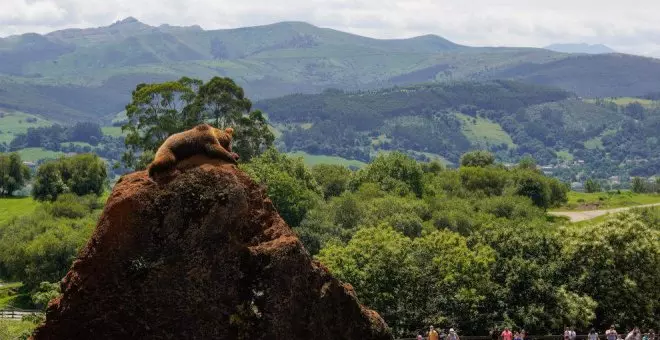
[585,97,657,107]
[608,97,656,107]
[287,151,367,168]
[16,148,64,162]
[64,142,94,148]
[555,150,574,161]
[583,137,603,150]
[583,129,617,150]
[456,113,515,148]
[0,319,37,339]
[111,111,127,124]
[0,111,54,143]
[0,282,25,309]
[101,126,126,137]
[555,191,660,211]
[0,197,38,225]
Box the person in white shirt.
[626,328,641,340]
[564,327,572,340]
[606,326,618,340]
[589,328,599,340]
[447,328,460,340]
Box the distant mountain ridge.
[544,43,617,54]
[1,18,660,123]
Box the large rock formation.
[31,156,392,340]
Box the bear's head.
[213,127,240,162]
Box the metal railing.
[0,308,41,320]
[398,335,628,340]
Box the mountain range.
[543,43,617,54]
[2,18,660,123]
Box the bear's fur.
[147,124,239,178]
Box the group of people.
[498,327,529,340]
[419,326,460,340]
[416,325,656,340]
[586,325,656,340]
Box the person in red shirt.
[502,327,513,340]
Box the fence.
[0,308,41,320]
[398,335,622,340]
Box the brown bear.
[147,123,239,178]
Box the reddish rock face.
[31,158,392,340]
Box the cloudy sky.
[2,0,660,57]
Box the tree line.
[0,153,31,196]
[585,177,660,194]
[0,152,107,201]
[121,76,274,170]
[240,149,658,336]
[1,148,657,336]
[9,122,104,151]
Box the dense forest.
[0,122,127,177]
[2,149,657,338]
[257,81,660,180]
[245,150,658,336]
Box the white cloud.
[1,0,659,56]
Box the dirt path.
[549,203,660,222]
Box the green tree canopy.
[311,164,353,199]
[122,76,274,170]
[631,176,647,193]
[0,195,99,289]
[471,220,596,332]
[233,110,275,161]
[460,150,496,168]
[584,178,601,193]
[517,155,538,171]
[562,212,660,329]
[195,76,252,127]
[459,166,509,197]
[241,148,322,228]
[511,169,552,209]
[0,152,31,196]
[349,152,424,197]
[317,226,495,336]
[32,154,107,201]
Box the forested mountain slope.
[2,18,660,123]
[256,81,660,177]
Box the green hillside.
[3,18,660,123]
[455,112,515,149]
[16,147,65,162]
[256,80,660,178]
[0,110,55,143]
[491,53,660,98]
[287,151,367,168]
